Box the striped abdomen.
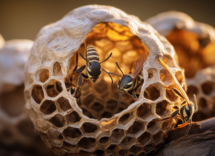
[86,45,99,63]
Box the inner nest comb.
[166,28,215,78]
[65,23,149,120]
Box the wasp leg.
[132,91,137,100]
[185,119,192,136]
[170,120,190,132]
[76,65,86,73]
[153,109,179,122]
[73,74,82,98]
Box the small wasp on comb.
[73,44,119,96]
[115,52,148,106]
[153,58,198,136]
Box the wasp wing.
[159,57,189,104]
[131,52,148,80]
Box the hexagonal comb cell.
[78,137,96,149]
[62,141,75,153]
[65,111,81,124]
[137,103,152,119]
[138,132,151,146]
[166,89,178,102]
[57,97,72,112]
[38,69,49,83]
[49,114,66,128]
[40,100,56,115]
[63,127,82,139]
[127,121,144,135]
[82,122,98,133]
[45,79,63,97]
[31,85,44,104]
[119,113,133,125]
[53,62,63,76]
[111,129,125,143]
[156,100,171,117]
[99,137,109,144]
[144,84,160,101]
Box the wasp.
[115,52,148,106]
[153,58,198,136]
[74,44,119,96]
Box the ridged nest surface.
[146,11,215,121]
[24,5,186,156]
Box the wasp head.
[118,74,134,93]
[180,102,195,123]
[87,62,101,82]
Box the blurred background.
[0,0,215,40]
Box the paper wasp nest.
[146,11,215,121]
[24,5,186,155]
[0,39,53,155]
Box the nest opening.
[166,28,215,78]
[65,22,149,120]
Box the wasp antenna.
[115,62,124,76]
[100,52,112,64]
[118,92,122,106]
[79,52,88,62]
[102,69,113,85]
[185,119,192,136]
[193,94,198,113]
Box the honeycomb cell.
[127,121,144,135]
[137,152,146,156]
[144,84,160,101]
[65,111,81,124]
[62,141,76,152]
[49,114,66,128]
[83,94,95,106]
[156,100,171,117]
[78,137,96,149]
[53,62,63,76]
[38,69,49,83]
[48,129,63,144]
[111,129,125,143]
[106,99,118,110]
[120,136,134,146]
[119,149,128,156]
[147,121,160,133]
[175,70,183,85]
[94,80,108,94]
[162,120,171,130]
[31,85,44,104]
[201,81,213,95]
[153,131,164,144]
[137,103,152,119]
[40,100,56,115]
[63,127,82,139]
[91,102,104,112]
[82,122,98,133]
[138,132,151,146]
[82,108,94,118]
[57,97,72,112]
[130,145,142,155]
[94,150,105,156]
[99,137,109,144]
[46,79,63,97]
[144,143,155,153]
[187,85,199,97]
[101,111,112,118]
[166,89,178,101]
[119,113,133,125]
[107,144,117,150]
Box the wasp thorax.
[87,62,101,82]
[180,104,194,123]
[118,75,133,92]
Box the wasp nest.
[146,11,215,121]
[0,39,53,155]
[24,5,186,155]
